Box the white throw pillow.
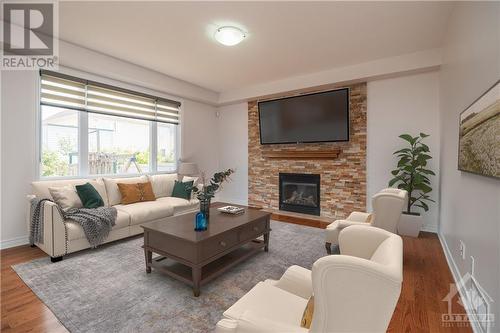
[49,186,83,211]
[182,176,199,185]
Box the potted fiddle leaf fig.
[389,133,435,237]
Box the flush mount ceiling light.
[214,26,246,46]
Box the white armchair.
[215,225,403,333]
[325,188,407,254]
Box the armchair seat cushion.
[115,200,174,225]
[66,209,130,241]
[223,282,307,326]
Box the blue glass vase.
[195,212,207,231]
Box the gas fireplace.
[279,173,320,216]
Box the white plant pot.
[397,213,423,237]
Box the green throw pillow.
[75,183,104,208]
[171,180,194,200]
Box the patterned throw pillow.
[300,296,314,329]
[117,182,156,205]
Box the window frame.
[37,71,181,180]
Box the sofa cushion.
[157,196,199,215]
[147,173,179,198]
[103,176,148,206]
[115,200,174,225]
[33,179,109,207]
[66,209,130,241]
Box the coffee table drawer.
[201,232,238,261]
[239,219,267,241]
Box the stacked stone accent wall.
[248,83,367,219]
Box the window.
[88,113,151,175]
[39,71,180,178]
[41,106,79,177]
[157,122,177,172]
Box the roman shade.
[40,70,180,125]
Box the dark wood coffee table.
[141,205,271,296]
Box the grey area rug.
[13,221,325,333]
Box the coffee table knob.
[220,241,226,247]
[253,226,259,231]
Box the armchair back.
[311,225,403,333]
[371,188,407,233]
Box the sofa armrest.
[346,211,372,222]
[26,196,66,257]
[216,311,307,333]
[267,265,312,299]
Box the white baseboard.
[421,224,438,233]
[438,232,482,333]
[1,235,29,249]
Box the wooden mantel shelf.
[262,149,341,160]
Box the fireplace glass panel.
[279,173,320,215]
[282,182,318,207]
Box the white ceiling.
[59,1,454,93]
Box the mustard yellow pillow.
[117,182,156,204]
[300,296,314,329]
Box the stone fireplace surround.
[248,83,367,219]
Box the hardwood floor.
[1,231,471,332]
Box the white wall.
[181,100,219,179]
[367,71,440,231]
[216,103,248,205]
[0,49,219,248]
[438,2,500,329]
[1,71,39,248]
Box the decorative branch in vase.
[191,169,234,220]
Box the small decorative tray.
[217,205,245,215]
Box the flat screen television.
[258,88,349,144]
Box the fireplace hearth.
[279,173,320,216]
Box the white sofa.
[325,188,407,254]
[216,225,403,333]
[27,174,199,261]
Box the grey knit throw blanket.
[30,197,117,249]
